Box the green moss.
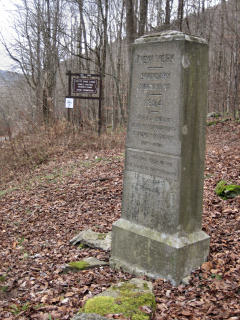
[97,233,107,240]
[117,282,138,292]
[78,243,87,249]
[68,260,90,270]
[0,286,8,292]
[10,303,30,315]
[84,296,116,314]
[211,273,222,280]
[143,283,148,290]
[215,180,240,199]
[0,275,6,282]
[215,180,227,195]
[82,282,156,320]
[207,120,218,126]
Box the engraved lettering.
[136,114,173,122]
[144,96,162,107]
[127,46,181,155]
[131,122,176,132]
[135,55,154,64]
[155,54,175,63]
[134,54,175,65]
[137,83,170,91]
[140,72,170,80]
[132,130,174,140]
[126,150,179,179]
[141,141,163,148]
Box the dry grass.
[0,121,126,186]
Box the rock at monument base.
[72,313,109,320]
[70,229,111,251]
[111,219,210,285]
[73,278,155,320]
[63,257,108,273]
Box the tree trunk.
[97,0,109,135]
[165,0,172,28]
[125,0,136,66]
[138,0,148,36]
[177,0,184,31]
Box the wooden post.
[67,71,72,122]
[98,74,103,136]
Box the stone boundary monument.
[110,31,210,285]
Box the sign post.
[65,71,102,135]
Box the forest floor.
[0,120,240,320]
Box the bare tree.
[1,0,65,123]
[165,0,173,28]
[177,0,185,30]
[138,0,149,36]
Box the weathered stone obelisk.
[110,31,210,285]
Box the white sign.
[65,98,74,109]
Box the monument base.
[110,219,210,285]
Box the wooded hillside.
[0,0,239,135]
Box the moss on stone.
[143,283,149,290]
[215,180,240,199]
[115,282,138,292]
[78,243,87,249]
[82,282,156,320]
[68,260,90,270]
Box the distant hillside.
[0,70,22,86]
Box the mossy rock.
[64,257,108,273]
[80,279,156,320]
[78,243,87,249]
[68,261,90,270]
[70,229,111,251]
[215,180,240,199]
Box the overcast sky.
[0,0,17,70]
[0,0,221,71]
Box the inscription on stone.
[137,83,170,91]
[144,95,162,108]
[135,54,175,64]
[140,72,171,80]
[126,149,179,179]
[121,171,179,232]
[126,43,181,156]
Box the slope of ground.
[0,121,239,320]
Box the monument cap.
[135,30,208,45]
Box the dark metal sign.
[65,70,102,136]
[66,71,101,99]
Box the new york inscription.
[126,43,181,157]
